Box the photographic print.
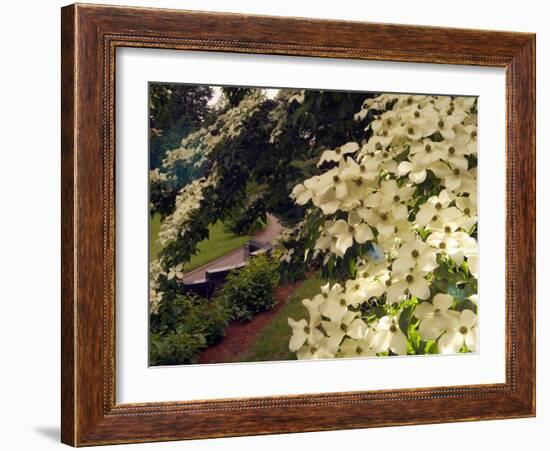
[148,84,478,366]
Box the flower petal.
[354,223,374,243]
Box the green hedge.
[217,254,280,322]
[149,292,230,365]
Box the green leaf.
[398,305,415,337]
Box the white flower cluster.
[288,93,478,359]
[149,168,168,183]
[162,90,267,171]
[268,89,304,144]
[158,175,217,247]
[148,174,218,313]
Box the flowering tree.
[149,88,370,311]
[287,93,478,358]
[148,86,478,361]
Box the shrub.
[149,292,231,365]
[218,254,280,322]
[149,331,207,366]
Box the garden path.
[197,280,302,364]
[182,213,282,283]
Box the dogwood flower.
[338,337,376,358]
[371,315,408,355]
[392,240,439,275]
[311,188,341,215]
[427,229,476,265]
[344,275,385,306]
[454,194,478,230]
[326,212,374,255]
[340,156,380,183]
[429,161,473,192]
[438,141,469,170]
[438,309,477,353]
[371,179,415,220]
[454,124,478,155]
[167,263,184,280]
[414,294,460,340]
[291,183,312,205]
[397,156,430,184]
[384,268,431,302]
[322,311,368,354]
[408,139,443,164]
[318,142,359,165]
[296,338,335,360]
[434,111,468,141]
[288,317,324,352]
[358,135,392,156]
[304,166,343,197]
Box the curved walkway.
[198,280,302,364]
[182,214,282,283]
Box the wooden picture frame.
[61,3,536,446]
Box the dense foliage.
[149,86,478,362]
[217,254,280,322]
[149,88,372,311]
[149,292,230,365]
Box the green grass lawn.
[240,277,324,362]
[149,213,253,272]
[149,213,163,260]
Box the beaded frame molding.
[61,3,536,446]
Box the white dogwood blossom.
[288,92,478,360]
[414,294,460,340]
[438,309,478,354]
[370,315,408,356]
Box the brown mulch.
[197,280,303,364]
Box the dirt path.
[182,214,282,283]
[198,280,302,364]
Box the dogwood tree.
[287,93,478,358]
